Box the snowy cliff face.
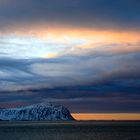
[0,102,74,121]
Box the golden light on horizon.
[72,113,140,120]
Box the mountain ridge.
[0,102,74,121]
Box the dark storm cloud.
[0,0,140,31]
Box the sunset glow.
[72,113,140,120]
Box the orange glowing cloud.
[1,25,140,56]
[1,24,140,42]
[34,27,140,44]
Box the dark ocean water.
[0,121,140,140]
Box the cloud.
[0,0,140,31]
[0,35,80,59]
[0,42,140,112]
[0,43,140,90]
[0,0,140,113]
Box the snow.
[0,102,74,121]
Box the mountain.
[0,102,74,121]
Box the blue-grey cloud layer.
[0,49,140,112]
[0,0,140,31]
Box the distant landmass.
[0,102,74,121]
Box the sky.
[0,0,140,115]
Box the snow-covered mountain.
[0,102,74,121]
